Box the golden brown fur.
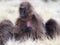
[15,2,46,40]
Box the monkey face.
[20,8,26,19]
[19,2,32,20]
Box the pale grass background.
[0,0,60,45]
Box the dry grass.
[5,36,60,45]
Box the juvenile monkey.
[0,20,14,45]
[45,19,60,39]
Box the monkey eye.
[20,8,26,12]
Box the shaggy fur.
[0,20,14,45]
[45,19,60,39]
[15,2,46,41]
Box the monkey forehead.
[20,2,31,8]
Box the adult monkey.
[15,2,46,40]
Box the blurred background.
[0,0,60,24]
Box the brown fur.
[45,19,60,39]
[0,20,14,45]
[15,2,46,40]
